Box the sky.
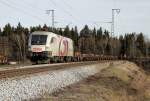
[0,0,150,39]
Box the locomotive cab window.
[31,35,47,45]
[50,37,56,44]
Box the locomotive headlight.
[45,46,49,51]
[28,46,31,51]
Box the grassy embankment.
[38,61,150,101]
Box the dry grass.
[143,76,150,101]
[100,67,131,83]
[36,61,150,101]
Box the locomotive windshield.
[31,35,47,45]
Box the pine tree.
[64,26,71,38]
[97,27,103,39]
[119,35,125,57]
[74,26,79,51]
[136,33,146,56]
[96,27,103,54]
[0,28,2,36]
[80,25,91,37]
[104,30,109,39]
[92,28,96,54]
[43,24,48,31]
[37,25,42,31]
[58,28,63,36]
[3,23,12,36]
[16,22,23,34]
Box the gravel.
[0,63,110,101]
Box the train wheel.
[66,57,72,62]
[59,57,64,63]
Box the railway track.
[0,61,111,79]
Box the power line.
[57,0,74,10]
[8,0,45,21]
[21,0,43,11]
[0,0,46,23]
[57,0,81,23]
[48,0,80,22]
[49,0,74,17]
[19,0,44,12]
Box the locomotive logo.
[32,48,42,52]
[59,38,69,56]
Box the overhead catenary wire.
[48,0,80,23]
[57,0,74,11]
[56,0,81,23]
[48,0,74,18]
[17,0,44,13]
[6,0,46,22]
[9,0,56,27]
[0,0,46,23]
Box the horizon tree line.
[0,23,149,61]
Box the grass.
[100,67,131,83]
[0,64,10,68]
[143,76,150,101]
[37,68,135,101]
[35,62,150,101]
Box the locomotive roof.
[31,31,73,41]
[31,31,55,35]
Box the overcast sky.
[0,0,150,38]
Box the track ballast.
[0,61,110,79]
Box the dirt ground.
[37,61,150,101]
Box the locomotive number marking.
[32,48,42,52]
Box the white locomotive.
[28,31,74,63]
